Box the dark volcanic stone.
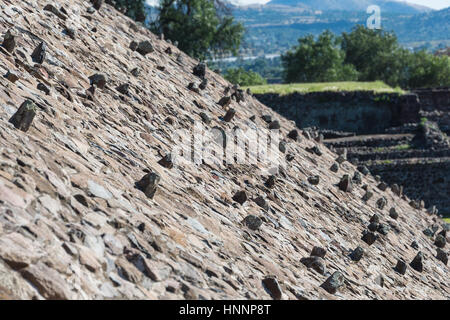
[321,271,344,294]
[376,197,387,210]
[254,196,269,211]
[377,223,390,236]
[9,100,36,132]
[218,96,231,108]
[361,230,378,245]
[394,259,407,275]
[31,42,47,64]
[410,252,424,272]
[434,235,446,248]
[193,62,206,78]
[265,176,276,189]
[349,246,364,262]
[411,241,419,250]
[308,175,320,186]
[370,214,380,224]
[223,109,236,122]
[368,222,379,232]
[158,154,174,169]
[377,182,388,191]
[287,129,298,141]
[232,191,247,205]
[389,207,398,220]
[262,276,282,300]
[243,215,262,231]
[330,163,339,173]
[268,120,280,130]
[436,248,448,265]
[135,172,160,199]
[311,246,327,258]
[338,175,352,192]
[300,256,327,275]
[89,73,107,89]
[2,29,17,53]
[136,40,154,56]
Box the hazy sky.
[147,0,450,10]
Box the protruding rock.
[357,165,370,176]
[338,174,352,192]
[377,223,390,235]
[362,190,373,202]
[349,247,364,262]
[287,129,298,141]
[321,271,344,294]
[223,108,236,122]
[352,171,362,185]
[254,196,269,211]
[243,215,262,231]
[129,41,138,51]
[411,241,419,250]
[31,42,47,64]
[376,197,387,210]
[436,248,448,265]
[136,40,154,56]
[361,230,378,245]
[394,259,407,275]
[336,154,346,164]
[391,184,402,196]
[218,96,231,108]
[368,222,379,232]
[89,73,107,89]
[158,154,174,169]
[43,4,67,20]
[262,276,282,300]
[193,62,206,78]
[187,82,199,94]
[265,175,276,189]
[410,252,424,272]
[116,83,130,95]
[308,175,320,186]
[434,234,446,248]
[261,115,272,123]
[91,0,103,10]
[232,191,247,205]
[9,100,36,132]
[268,120,280,130]
[135,172,160,199]
[377,182,388,191]
[37,83,50,95]
[199,112,211,124]
[370,214,380,224]
[4,70,19,83]
[389,207,398,220]
[300,256,327,274]
[311,246,327,258]
[279,141,287,153]
[306,145,322,156]
[2,29,17,53]
[330,163,339,172]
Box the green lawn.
[246,81,405,95]
[444,218,450,223]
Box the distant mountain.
[389,7,450,42]
[265,0,432,14]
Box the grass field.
[444,218,450,223]
[246,81,405,95]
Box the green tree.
[281,31,359,83]
[403,51,450,88]
[223,68,267,86]
[149,0,244,60]
[341,25,403,85]
[106,0,147,22]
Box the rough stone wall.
[0,0,448,300]
[369,161,450,217]
[254,92,421,134]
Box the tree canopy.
[149,0,244,60]
[282,26,450,88]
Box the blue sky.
[146,0,450,10]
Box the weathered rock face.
[0,0,448,300]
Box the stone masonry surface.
[0,0,448,299]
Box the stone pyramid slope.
[0,0,448,300]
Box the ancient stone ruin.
[0,0,448,300]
